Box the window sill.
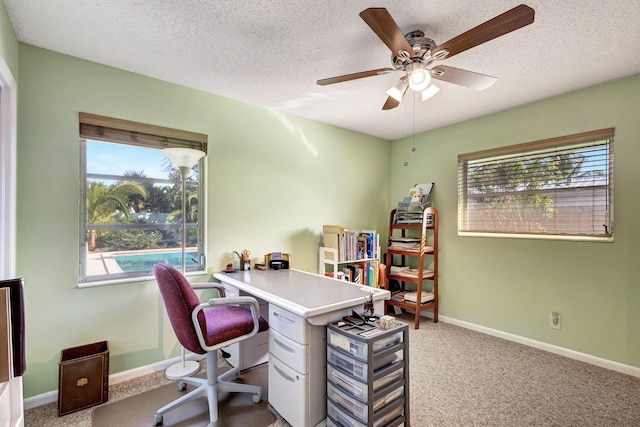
[457,231,613,243]
[78,270,210,288]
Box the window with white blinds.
[79,113,208,285]
[457,129,614,241]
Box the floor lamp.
[161,147,206,379]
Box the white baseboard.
[23,353,204,410]
[25,316,640,410]
[438,314,640,378]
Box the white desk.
[213,269,389,427]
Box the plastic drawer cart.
[326,318,409,427]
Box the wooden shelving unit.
[384,207,438,329]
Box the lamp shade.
[409,68,431,92]
[161,148,206,169]
[386,78,409,102]
[421,84,440,101]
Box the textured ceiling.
[4,0,640,140]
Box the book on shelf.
[322,225,378,262]
[395,268,434,279]
[325,271,345,280]
[388,242,434,253]
[391,290,434,304]
[388,239,421,251]
[389,265,409,275]
[390,237,420,242]
[360,230,379,260]
[390,291,405,302]
[322,224,343,258]
[398,268,421,278]
[404,290,434,304]
[328,259,380,287]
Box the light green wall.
[8,0,639,397]
[16,44,390,397]
[390,74,640,368]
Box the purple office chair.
[152,262,268,427]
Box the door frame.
[0,54,17,280]
[0,53,22,427]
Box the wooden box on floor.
[58,341,109,416]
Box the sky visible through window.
[87,140,170,179]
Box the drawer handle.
[273,338,295,354]
[274,364,296,383]
[273,311,296,325]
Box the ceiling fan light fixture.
[397,49,412,61]
[421,84,440,101]
[409,68,431,91]
[386,77,408,102]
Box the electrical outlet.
[550,311,561,329]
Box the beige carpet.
[91,364,278,427]
[26,316,640,426]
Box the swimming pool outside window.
[79,113,208,285]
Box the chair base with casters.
[152,350,262,427]
[152,262,268,427]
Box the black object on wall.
[0,278,26,377]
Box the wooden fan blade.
[382,96,401,110]
[360,8,414,59]
[431,65,497,90]
[431,4,535,59]
[317,68,393,86]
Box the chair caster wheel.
[178,381,187,391]
[252,392,262,404]
[153,413,163,425]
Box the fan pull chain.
[403,140,408,166]
[411,90,417,153]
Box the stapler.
[269,259,289,270]
[265,252,291,270]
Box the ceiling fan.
[317,4,535,110]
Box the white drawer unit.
[269,304,309,344]
[269,329,308,374]
[268,303,327,427]
[326,319,409,427]
[268,354,311,427]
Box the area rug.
[91,364,277,427]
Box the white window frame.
[458,129,614,242]
[78,113,207,286]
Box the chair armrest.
[190,282,226,297]
[190,295,262,352]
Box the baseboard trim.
[439,314,640,378]
[23,353,204,410]
[25,316,640,409]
